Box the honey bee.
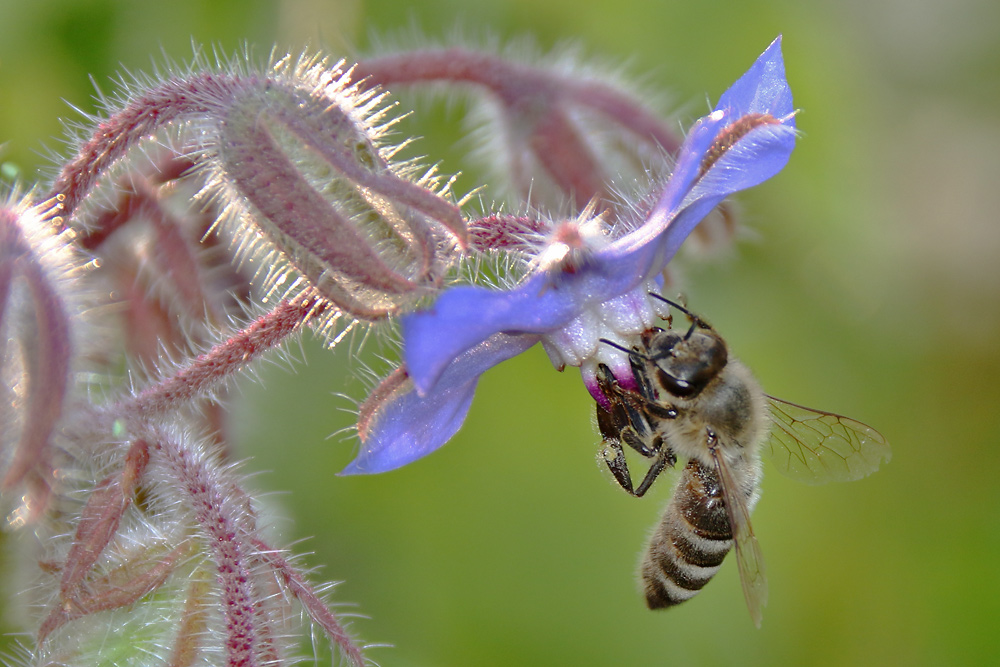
[595,296,890,627]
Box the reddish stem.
[122,295,325,418]
[250,538,366,667]
[150,435,259,667]
[354,49,682,152]
[49,73,243,219]
[527,105,606,208]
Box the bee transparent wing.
[765,396,891,485]
[710,447,767,628]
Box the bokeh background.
[2,0,999,664]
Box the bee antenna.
[598,338,650,360]
[648,292,690,315]
[648,292,710,335]
[683,320,699,341]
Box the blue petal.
[687,123,797,204]
[402,116,728,394]
[715,36,794,121]
[595,36,795,260]
[403,37,796,395]
[341,333,538,474]
[609,111,729,258]
[404,266,632,394]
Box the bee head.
[597,296,729,399]
[643,320,728,399]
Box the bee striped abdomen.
[642,460,733,609]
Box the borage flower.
[343,36,797,475]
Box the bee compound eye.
[657,368,698,398]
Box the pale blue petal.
[715,36,794,121]
[341,333,539,474]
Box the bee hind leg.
[603,439,676,498]
[633,445,676,497]
[602,439,635,495]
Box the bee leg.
[629,349,657,402]
[622,425,657,457]
[633,445,677,497]
[603,438,676,498]
[601,439,635,495]
[595,363,622,402]
[595,363,672,452]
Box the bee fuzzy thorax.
[666,359,769,465]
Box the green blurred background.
[2,0,999,664]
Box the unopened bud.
[0,192,85,521]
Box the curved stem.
[120,294,326,419]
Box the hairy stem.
[120,294,326,418]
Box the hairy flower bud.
[51,51,469,341]
[0,191,87,522]
[205,54,468,324]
